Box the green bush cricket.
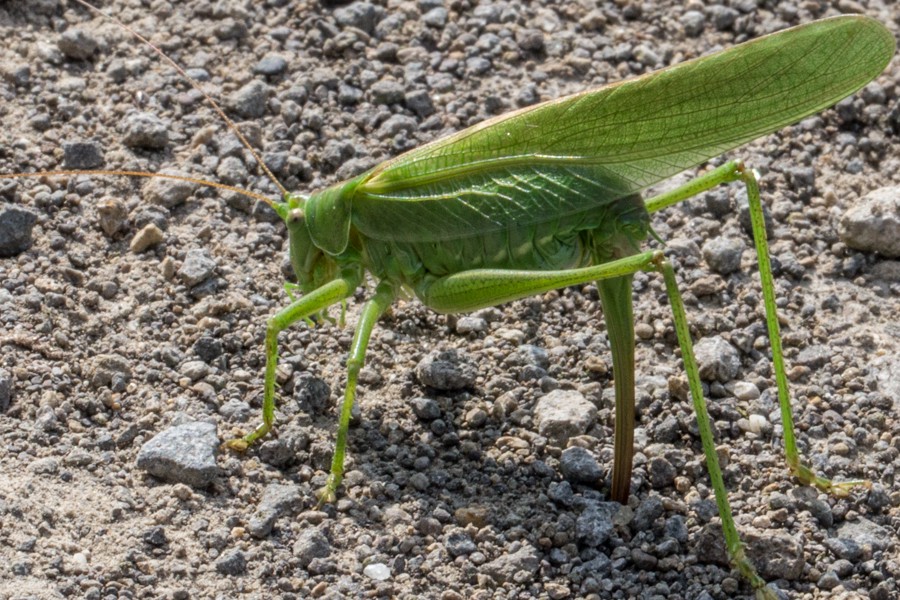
[1,3,894,598]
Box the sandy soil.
[1,1,898,599]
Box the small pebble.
[215,549,247,575]
[840,186,900,257]
[363,562,391,581]
[58,28,97,60]
[559,446,603,485]
[63,141,103,169]
[227,80,271,119]
[122,112,169,149]
[0,206,38,257]
[415,349,477,390]
[293,529,331,567]
[694,336,741,382]
[254,53,288,76]
[178,249,218,287]
[136,421,219,488]
[534,389,597,446]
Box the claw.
[222,438,250,452]
[315,475,340,508]
[790,461,871,497]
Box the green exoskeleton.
[225,17,893,599]
[2,8,894,598]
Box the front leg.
[224,276,358,451]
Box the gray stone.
[63,141,103,169]
[455,316,486,334]
[472,4,501,23]
[293,529,331,567]
[258,425,309,468]
[653,415,680,443]
[702,237,744,275]
[178,249,217,287]
[665,515,688,543]
[648,456,676,489]
[631,547,658,570]
[445,530,476,556]
[377,114,418,139]
[30,457,59,475]
[534,389,597,446]
[516,344,550,369]
[681,11,705,37]
[710,6,739,31]
[0,369,11,412]
[216,155,248,186]
[293,373,331,413]
[481,544,541,584]
[694,336,741,382]
[422,7,448,27]
[136,421,219,487]
[371,79,405,105]
[180,360,210,381]
[750,530,804,580]
[796,345,829,369]
[142,526,167,547]
[516,29,544,51]
[334,2,384,35]
[576,501,617,547]
[696,525,803,580]
[321,139,355,171]
[337,83,363,105]
[249,483,302,538]
[254,54,288,76]
[218,399,251,421]
[547,480,574,507]
[144,173,197,208]
[831,517,891,559]
[89,354,131,389]
[215,549,247,575]
[122,112,168,150]
[415,349,477,390]
[227,80,271,119]
[58,28,97,60]
[193,337,223,362]
[817,570,841,590]
[559,446,603,485]
[405,89,435,117]
[633,44,661,68]
[731,381,760,401]
[0,205,37,257]
[466,56,492,75]
[871,582,894,600]
[632,495,664,531]
[840,186,900,257]
[411,397,441,420]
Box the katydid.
[1,6,894,599]
[222,16,895,598]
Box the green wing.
[350,16,894,242]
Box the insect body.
[239,17,893,599]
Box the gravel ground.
[1,1,899,599]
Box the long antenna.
[70,0,289,198]
[0,170,276,206]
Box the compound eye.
[288,208,305,224]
